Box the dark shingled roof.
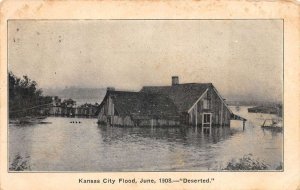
[140,83,212,113]
[95,83,244,121]
[105,90,179,119]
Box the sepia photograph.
[8,19,283,172]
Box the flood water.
[9,106,283,171]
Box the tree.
[9,72,50,118]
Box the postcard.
[0,0,299,189]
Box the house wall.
[97,96,135,126]
[97,106,107,123]
[139,118,180,127]
[111,116,135,126]
[97,94,180,127]
[98,112,135,126]
[188,87,231,126]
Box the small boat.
[11,116,49,125]
[39,122,52,124]
[261,118,283,132]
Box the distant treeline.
[9,72,52,118]
[248,105,282,117]
[43,87,106,100]
[227,100,282,107]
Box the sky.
[8,20,283,102]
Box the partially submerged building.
[96,90,180,126]
[76,103,99,117]
[48,98,99,118]
[96,76,245,127]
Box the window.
[203,99,208,109]
[202,92,211,109]
[203,114,211,123]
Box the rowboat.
[261,118,283,132]
[10,116,51,125]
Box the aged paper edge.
[0,1,299,190]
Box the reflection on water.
[9,106,282,171]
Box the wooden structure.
[96,76,246,127]
[96,90,180,126]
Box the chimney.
[107,87,115,91]
[172,76,179,86]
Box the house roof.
[140,83,212,113]
[98,90,179,119]
[95,82,245,121]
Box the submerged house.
[96,76,245,127]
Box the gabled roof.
[97,90,179,119]
[95,82,244,121]
[140,83,212,113]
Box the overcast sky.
[8,20,283,102]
